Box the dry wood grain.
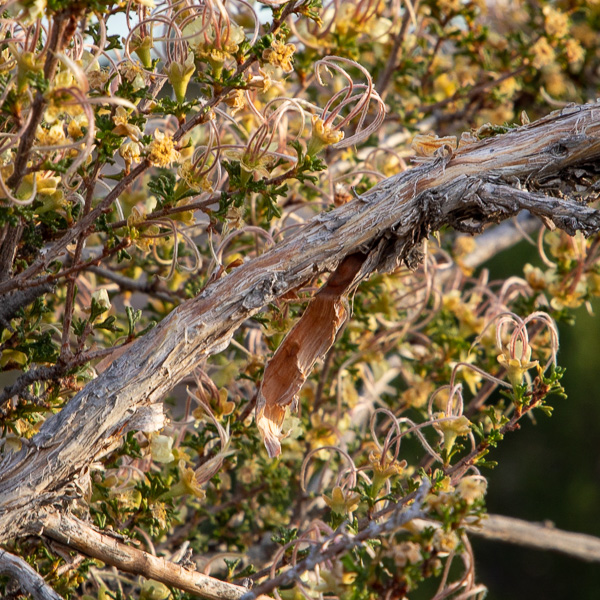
[467,514,600,563]
[41,513,246,600]
[1,102,600,545]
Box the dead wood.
[1,102,600,548]
[41,513,246,599]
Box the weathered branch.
[0,548,64,600]
[467,514,600,563]
[41,513,246,600]
[1,102,600,545]
[0,283,55,331]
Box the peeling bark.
[256,252,368,456]
[1,102,600,544]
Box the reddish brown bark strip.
[256,253,368,457]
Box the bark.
[41,513,246,599]
[1,102,600,546]
[0,548,64,600]
[466,514,600,563]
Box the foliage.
[0,1,600,599]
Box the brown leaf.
[256,253,367,457]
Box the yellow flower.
[178,160,213,192]
[543,6,569,39]
[368,450,406,494]
[36,123,66,146]
[564,39,584,65]
[147,130,180,167]
[523,263,547,291]
[249,68,276,94]
[401,379,434,409]
[262,40,296,73]
[67,114,89,139]
[225,89,246,115]
[112,107,143,140]
[150,502,169,530]
[159,459,206,501]
[307,115,344,156]
[164,53,195,103]
[432,529,459,553]
[433,413,471,454]
[530,37,556,70]
[497,339,539,387]
[323,485,361,517]
[224,148,275,180]
[306,412,339,449]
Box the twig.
[41,513,247,600]
[0,548,64,600]
[88,265,179,303]
[467,514,600,563]
[376,1,418,97]
[241,479,432,599]
[0,283,55,331]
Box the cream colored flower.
[432,529,459,553]
[120,60,146,91]
[151,434,175,463]
[564,39,585,64]
[262,40,296,73]
[92,289,111,314]
[523,263,547,291]
[543,6,569,39]
[391,541,422,567]
[530,37,556,70]
[87,67,110,89]
[456,475,487,505]
[147,130,180,167]
[36,123,66,147]
[119,141,142,167]
[433,414,471,454]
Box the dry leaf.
[256,253,367,457]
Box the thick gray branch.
[41,513,245,600]
[1,102,600,543]
[467,514,600,563]
[0,548,64,600]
